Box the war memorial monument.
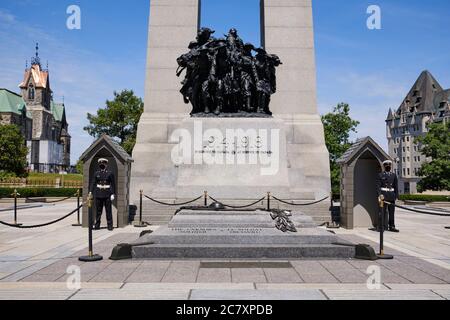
[127,0,355,259]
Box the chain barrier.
[208,195,266,209]
[271,195,330,206]
[0,205,82,229]
[144,195,203,206]
[385,201,450,217]
[143,192,329,210]
[25,194,76,204]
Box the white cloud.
[0,9,16,23]
[317,70,411,152]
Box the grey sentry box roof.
[337,137,392,230]
[80,135,134,228]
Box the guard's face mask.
[99,164,107,170]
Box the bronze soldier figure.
[177,28,216,115]
[225,28,244,52]
[177,27,281,117]
[209,40,231,115]
[239,43,256,112]
[90,158,116,231]
[377,160,400,233]
[253,48,274,114]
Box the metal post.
[267,192,271,211]
[14,189,18,225]
[72,189,82,227]
[204,191,208,207]
[134,190,147,228]
[12,189,22,226]
[79,193,103,262]
[377,195,393,260]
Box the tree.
[321,103,360,195]
[84,90,144,155]
[0,125,29,177]
[75,159,83,175]
[416,121,450,192]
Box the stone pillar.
[263,0,331,199]
[131,0,199,199]
[263,0,317,115]
[144,0,199,114]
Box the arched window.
[28,83,35,100]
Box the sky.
[0,0,449,164]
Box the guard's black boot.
[93,224,101,231]
[108,225,114,231]
[389,226,400,233]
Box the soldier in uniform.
[376,160,400,233]
[89,158,116,231]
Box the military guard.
[90,158,116,231]
[377,160,400,233]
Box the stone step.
[141,215,331,226]
[132,244,355,259]
[135,230,337,245]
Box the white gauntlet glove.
[111,195,115,201]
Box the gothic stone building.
[0,48,71,173]
[386,70,450,194]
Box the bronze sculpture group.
[177,28,282,117]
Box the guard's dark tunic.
[376,171,399,228]
[90,170,116,228]
[90,170,116,199]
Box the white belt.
[381,188,395,192]
[97,185,111,189]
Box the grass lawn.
[28,173,83,182]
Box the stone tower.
[18,44,72,172]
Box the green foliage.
[0,171,17,180]
[75,159,83,175]
[321,103,360,194]
[84,90,144,155]
[399,194,449,203]
[415,122,450,192]
[0,125,29,177]
[0,188,81,198]
[28,173,83,182]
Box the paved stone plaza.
[0,201,449,300]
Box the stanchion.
[12,189,22,227]
[377,195,393,260]
[79,193,103,262]
[204,191,208,207]
[267,192,271,211]
[72,189,82,227]
[134,190,147,228]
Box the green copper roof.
[51,101,65,122]
[0,89,29,117]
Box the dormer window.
[28,83,35,100]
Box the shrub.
[0,171,17,180]
[399,194,450,203]
[0,188,82,198]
